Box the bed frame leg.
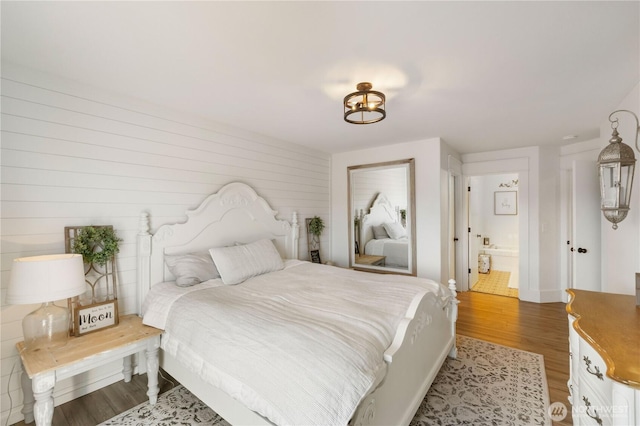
[448,344,458,358]
[447,279,459,359]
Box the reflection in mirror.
[348,159,416,275]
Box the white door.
[448,156,465,290]
[468,183,480,288]
[571,160,601,291]
[449,172,467,287]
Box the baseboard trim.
[519,288,564,303]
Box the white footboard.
[351,280,458,426]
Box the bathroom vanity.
[566,289,639,425]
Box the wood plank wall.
[351,166,408,216]
[0,64,331,425]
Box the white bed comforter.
[365,237,409,268]
[142,261,447,426]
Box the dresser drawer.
[578,338,612,402]
[568,317,580,405]
[576,384,612,426]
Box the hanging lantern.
[597,110,639,229]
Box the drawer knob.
[582,396,603,425]
[583,356,604,380]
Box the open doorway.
[468,173,520,298]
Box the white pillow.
[383,221,407,239]
[165,252,220,287]
[209,238,284,285]
[372,225,390,239]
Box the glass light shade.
[598,129,636,230]
[8,254,87,350]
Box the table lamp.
[7,254,87,351]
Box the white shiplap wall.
[351,167,408,216]
[0,63,331,425]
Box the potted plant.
[307,216,325,263]
[308,216,325,237]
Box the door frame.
[448,156,465,289]
[466,176,479,291]
[462,157,530,301]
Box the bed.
[358,193,409,268]
[364,238,409,268]
[137,182,458,426]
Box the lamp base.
[22,302,70,351]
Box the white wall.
[331,138,461,283]
[469,173,519,248]
[538,145,561,299]
[0,63,331,425]
[600,82,640,295]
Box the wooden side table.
[355,254,386,266]
[16,314,162,426]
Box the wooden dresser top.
[566,289,640,389]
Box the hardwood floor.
[11,290,572,426]
[457,290,572,426]
[10,371,177,426]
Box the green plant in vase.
[307,216,324,258]
[308,216,325,237]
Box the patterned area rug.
[100,335,549,426]
[99,385,231,426]
[412,335,549,426]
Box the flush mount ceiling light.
[597,109,639,229]
[343,82,386,124]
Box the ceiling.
[2,1,638,155]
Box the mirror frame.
[348,158,416,276]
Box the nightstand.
[16,314,162,426]
[355,254,386,266]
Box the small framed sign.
[310,249,321,264]
[494,191,518,215]
[74,299,119,336]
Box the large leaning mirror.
[348,158,416,276]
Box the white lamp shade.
[7,254,87,304]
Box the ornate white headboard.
[360,193,399,253]
[136,182,299,313]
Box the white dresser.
[567,290,640,426]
